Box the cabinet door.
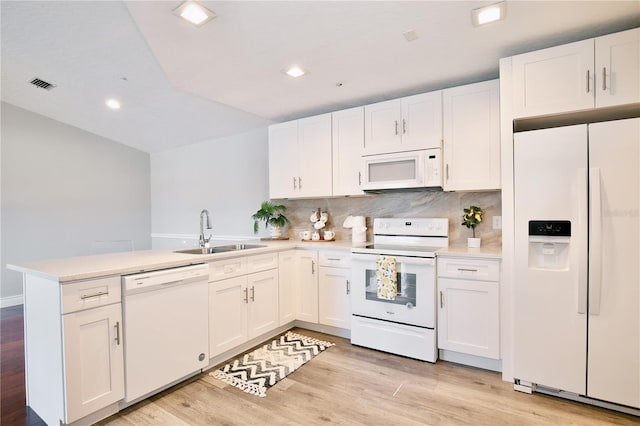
[268,120,298,199]
[296,250,318,323]
[209,276,248,357]
[332,107,365,196]
[401,91,442,150]
[364,99,402,155]
[247,269,279,340]
[62,303,124,423]
[512,39,594,118]
[595,28,640,108]
[443,80,501,191]
[437,278,499,359]
[278,250,297,326]
[298,113,333,197]
[318,267,351,329]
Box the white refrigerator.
[513,117,639,411]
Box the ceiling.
[2,1,639,153]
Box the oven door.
[350,253,436,328]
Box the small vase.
[269,226,282,239]
[467,237,481,248]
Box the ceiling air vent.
[29,78,56,90]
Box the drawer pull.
[457,268,478,272]
[80,290,108,300]
[327,258,341,261]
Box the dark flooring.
[1,305,46,426]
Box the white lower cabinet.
[23,275,124,425]
[296,250,319,323]
[209,276,248,356]
[437,256,500,360]
[318,251,351,329]
[278,250,297,325]
[209,253,279,357]
[62,300,124,423]
[247,269,279,339]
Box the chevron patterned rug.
[210,331,334,397]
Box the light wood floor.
[99,328,638,425]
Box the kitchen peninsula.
[9,240,500,426]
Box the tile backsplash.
[278,190,502,247]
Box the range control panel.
[528,220,571,237]
[373,217,449,237]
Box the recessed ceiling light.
[471,1,506,26]
[106,99,121,110]
[284,66,306,78]
[173,1,216,27]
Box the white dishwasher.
[121,264,209,403]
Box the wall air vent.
[29,78,56,90]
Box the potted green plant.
[252,201,289,239]
[462,205,484,248]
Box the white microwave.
[361,148,442,191]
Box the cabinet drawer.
[246,253,278,274]
[437,257,500,281]
[61,276,121,314]
[318,251,351,268]
[209,257,247,282]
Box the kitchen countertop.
[6,239,366,283]
[7,240,501,283]
[437,245,502,259]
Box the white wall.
[150,127,270,249]
[1,102,151,305]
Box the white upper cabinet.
[332,106,365,196]
[443,79,501,191]
[268,120,298,199]
[511,28,639,118]
[595,28,640,108]
[268,113,332,199]
[364,91,442,155]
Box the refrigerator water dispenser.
[528,220,571,270]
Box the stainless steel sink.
[174,244,266,255]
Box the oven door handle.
[350,253,435,265]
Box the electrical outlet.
[492,216,502,230]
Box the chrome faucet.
[199,209,212,248]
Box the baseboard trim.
[439,349,502,372]
[1,294,24,308]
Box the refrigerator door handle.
[577,168,588,315]
[589,168,603,316]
